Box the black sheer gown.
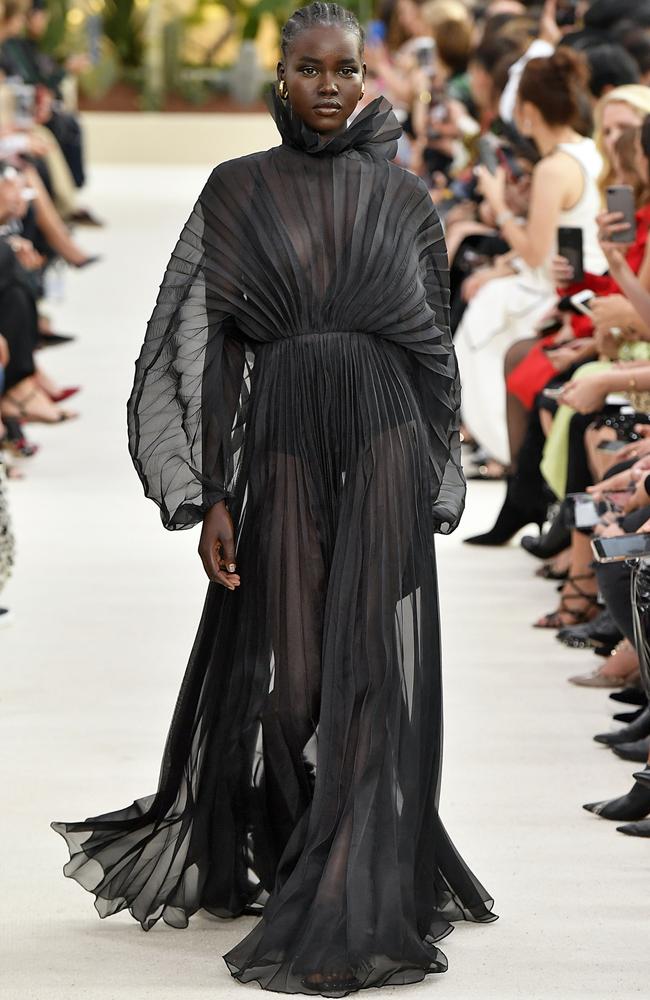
[51,88,497,995]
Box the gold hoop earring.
[278,80,288,100]
[358,87,365,101]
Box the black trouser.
[0,243,38,391]
[46,110,85,188]
[597,507,650,645]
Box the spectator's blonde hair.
[595,85,650,198]
[420,0,470,30]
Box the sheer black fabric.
[51,89,496,995]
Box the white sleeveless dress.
[455,137,607,465]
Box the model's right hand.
[198,500,241,590]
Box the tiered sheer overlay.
[51,89,497,995]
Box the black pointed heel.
[521,501,570,560]
[617,819,650,837]
[594,707,650,746]
[583,771,650,821]
[612,737,650,762]
[614,708,646,724]
[464,476,547,547]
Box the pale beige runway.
[1,164,648,1000]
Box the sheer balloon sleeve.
[412,197,466,535]
[126,169,247,531]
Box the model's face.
[278,25,365,135]
[601,101,644,158]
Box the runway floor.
[2,165,648,1000]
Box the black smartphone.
[596,439,628,453]
[478,136,500,176]
[557,289,595,315]
[557,226,584,283]
[606,185,637,243]
[591,533,650,563]
[556,0,578,26]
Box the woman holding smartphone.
[455,47,607,485]
[50,4,496,994]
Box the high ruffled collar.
[265,85,402,160]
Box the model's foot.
[300,970,361,992]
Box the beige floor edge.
[1,158,647,999]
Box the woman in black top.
[52,4,496,993]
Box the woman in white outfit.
[454,47,607,468]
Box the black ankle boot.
[594,707,650,746]
[520,500,570,560]
[464,475,547,547]
[583,768,650,821]
[617,819,650,836]
[609,687,647,706]
[612,737,650,762]
[613,707,646,724]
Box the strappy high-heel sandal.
[2,387,77,424]
[0,416,39,457]
[534,573,599,629]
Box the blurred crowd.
[359,0,650,837]
[4,0,650,836]
[0,0,100,623]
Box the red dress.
[506,205,650,409]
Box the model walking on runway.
[52,4,497,993]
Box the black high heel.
[583,769,650,821]
[520,501,570,560]
[613,708,646,724]
[612,737,650,762]
[593,707,650,746]
[609,687,648,706]
[617,819,650,836]
[464,475,547,546]
[300,972,362,992]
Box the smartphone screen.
[592,533,650,563]
[606,185,637,244]
[557,227,584,283]
[574,497,600,529]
